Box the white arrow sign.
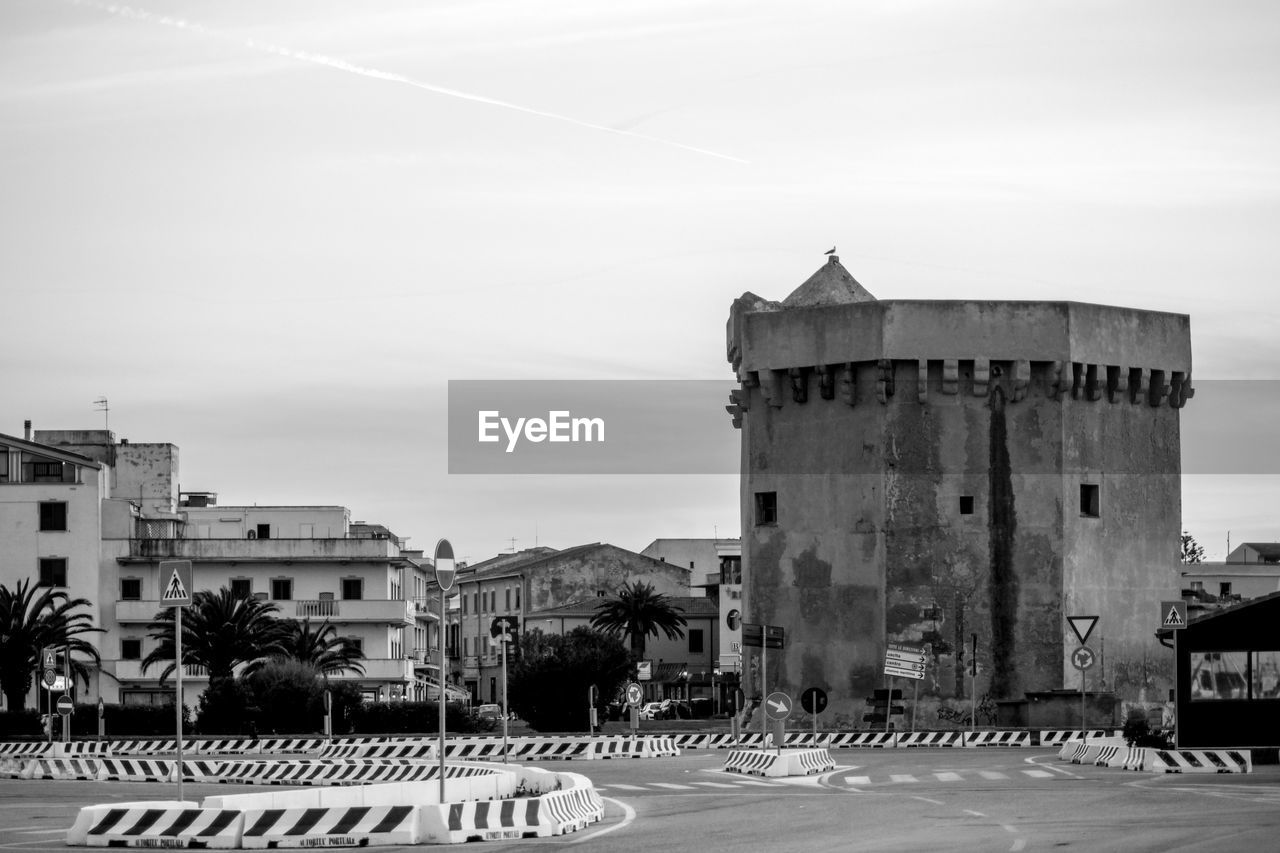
[768,697,787,713]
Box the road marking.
[1001,824,1018,834]
[649,782,697,790]
[1010,839,1027,851]
[693,782,741,788]
[14,831,66,837]
[566,797,635,846]
[979,771,1010,780]
[1022,769,1053,778]
[934,772,963,782]
[604,784,647,791]
[845,776,871,786]
[964,809,986,817]
[913,796,945,805]
[890,774,918,783]
[731,779,785,787]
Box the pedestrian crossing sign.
[159,560,193,607]
[1160,600,1187,629]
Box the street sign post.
[801,687,827,743]
[56,695,73,716]
[1068,615,1099,645]
[764,692,791,756]
[626,682,642,734]
[741,623,786,738]
[159,560,193,802]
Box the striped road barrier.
[194,739,258,755]
[508,740,592,761]
[1038,730,1114,747]
[791,749,836,775]
[446,740,509,761]
[67,802,244,848]
[963,731,1032,747]
[240,805,419,848]
[320,743,436,760]
[254,738,325,755]
[1148,749,1252,774]
[98,759,175,782]
[25,758,103,781]
[1093,746,1122,767]
[0,743,50,757]
[896,732,964,748]
[724,749,784,777]
[1112,748,1148,771]
[827,732,895,748]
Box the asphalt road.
[3,749,1279,852]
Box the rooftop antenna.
[507,537,518,553]
[93,397,109,431]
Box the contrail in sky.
[73,0,749,165]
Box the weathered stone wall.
[730,298,1191,725]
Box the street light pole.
[433,540,457,807]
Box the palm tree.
[277,618,365,676]
[590,581,687,660]
[143,587,289,683]
[0,579,103,711]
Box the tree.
[0,579,103,712]
[508,627,630,732]
[590,581,687,660]
[1181,532,1205,564]
[277,618,365,676]
[143,587,289,683]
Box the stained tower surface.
[725,255,1193,725]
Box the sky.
[3,0,1278,563]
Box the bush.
[349,700,480,735]
[0,710,42,738]
[196,677,258,735]
[508,627,630,733]
[244,662,322,735]
[1122,713,1173,749]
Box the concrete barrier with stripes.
[98,758,176,782]
[25,758,104,781]
[724,749,783,776]
[1039,730,1115,747]
[1148,749,1252,774]
[963,730,1032,747]
[508,739,593,761]
[896,731,964,748]
[67,801,245,848]
[240,805,419,848]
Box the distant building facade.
[726,257,1194,723]
[451,543,695,705]
[1,424,443,711]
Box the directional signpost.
[159,560,193,802]
[741,623,786,738]
[884,643,926,738]
[1159,601,1186,747]
[1067,615,1099,743]
[626,681,643,734]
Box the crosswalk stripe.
[934,772,963,782]
[606,784,647,791]
[890,774,918,783]
[694,782,742,788]
[1022,770,1053,778]
[732,779,785,787]
[650,782,697,790]
[845,776,872,786]
[979,771,1010,780]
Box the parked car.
[475,703,503,721]
[689,697,713,718]
[639,702,664,720]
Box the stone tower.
[726,256,1193,723]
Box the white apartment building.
[1,424,448,711]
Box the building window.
[505,588,511,611]
[342,578,363,600]
[31,460,68,482]
[38,557,67,587]
[515,587,520,609]
[462,594,468,615]
[39,502,68,531]
[1190,580,1204,593]
[346,637,363,653]
[230,578,252,599]
[755,491,778,525]
[1190,651,1248,700]
[1080,484,1100,518]
[1220,582,1233,598]
[689,561,695,569]
[120,578,142,600]
[271,578,293,600]
[959,495,975,515]
[256,523,271,539]
[121,638,142,660]
[689,629,704,654]
[121,690,172,706]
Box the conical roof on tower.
[782,255,876,308]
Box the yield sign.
[1067,615,1098,645]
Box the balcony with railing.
[123,536,403,562]
[115,598,415,625]
[112,660,210,681]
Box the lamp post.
[433,540,457,806]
